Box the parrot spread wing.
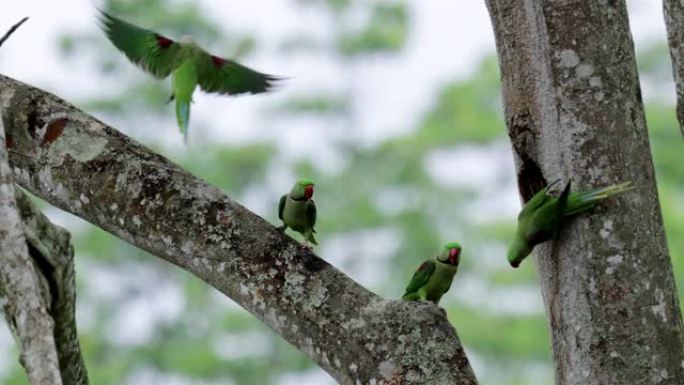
[403,260,436,298]
[100,12,181,78]
[306,200,317,231]
[278,195,286,221]
[196,51,279,95]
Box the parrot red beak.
[449,248,460,265]
[304,185,314,199]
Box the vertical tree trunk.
[14,190,89,385]
[485,0,684,384]
[664,0,684,136]
[0,114,64,385]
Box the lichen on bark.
[0,108,63,385]
[485,0,684,383]
[0,73,478,385]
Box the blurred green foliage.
[1,1,682,385]
[338,3,408,56]
[275,94,350,115]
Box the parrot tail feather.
[175,99,190,143]
[564,181,633,216]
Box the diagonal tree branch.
[0,73,478,385]
[0,106,63,385]
[485,0,684,383]
[663,0,684,136]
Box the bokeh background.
[0,1,681,384]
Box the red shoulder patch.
[155,34,174,49]
[211,55,227,68]
[418,261,430,272]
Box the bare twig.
[0,17,29,49]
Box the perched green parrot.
[402,242,462,305]
[508,180,633,268]
[99,12,280,140]
[278,179,317,246]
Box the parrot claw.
[299,242,314,252]
[276,224,287,232]
[439,307,447,317]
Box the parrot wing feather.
[278,195,287,221]
[306,200,317,231]
[403,260,436,298]
[518,179,563,220]
[100,12,182,78]
[196,50,280,95]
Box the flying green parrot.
[508,179,633,268]
[402,242,462,305]
[278,179,317,246]
[99,12,280,141]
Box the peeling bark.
[14,190,89,385]
[485,0,684,384]
[0,111,63,385]
[664,0,684,136]
[0,74,478,385]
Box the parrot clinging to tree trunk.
[278,179,317,246]
[402,242,462,305]
[99,12,280,141]
[508,179,633,268]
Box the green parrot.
[508,179,633,268]
[99,12,280,140]
[402,242,462,304]
[278,179,317,246]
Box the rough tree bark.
[0,112,63,385]
[13,190,89,385]
[485,0,684,384]
[1,189,90,385]
[0,74,478,385]
[664,0,684,136]
[1,16,88,385]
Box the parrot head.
[507,237,532,268]
[439,242,462,266]
[291,178,315,200]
